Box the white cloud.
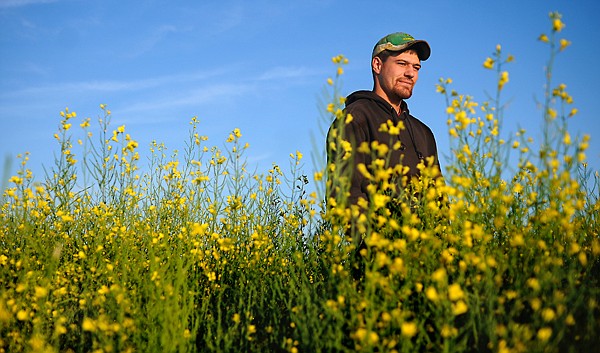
[124,25,180,58]
[118,83,245,115]
[0,68,230,98]
[0,62,319,127]
[257,66,318,81]
[246,152,273,165]
[1,62,317,102]
[0,0,59,8]
[213,4,244,33]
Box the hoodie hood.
[345,90,410,118]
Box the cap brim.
[408,41,431,61]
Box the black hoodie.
[327,90,441,206]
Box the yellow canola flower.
[414,282,423,293]
[16,283,27,292]
[569,108,578,117]
[357,141,370,154]
[452,300,468,315]
[191,222,209,236]
[331,54,348,64]
[448,283,465,301]
[341,140,352,160]
[527,277,541,291]
[432,267,447,284]
[559,39,571,51]
[390,257,404,274]
[483,57,494,69]
[538,34,549,43]
[401,321,418,338]
[34,286,48,299]
[425,287,439,302]
[9,176,23,185]
[372,194,390,210]
[233,127,242,138]
[354,327,367,341]
[289,150,303,163]
[127,140,139,151]
[441,325,458,338]
[82,317,96,332]
[314,171,323,181]
[345,113,353,124]
[552,17,565,32]
[542,308,556,322]
[537,327,553,341]
[17,309,28,321]
[368,331,379,344]
[379,119,405,135]
[498,71,509,90]
[565,314,576,326]
[578,252,588,266]
[462,144,472,157]
[372,141,389,157]
[357,163,372,180]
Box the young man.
[327,32,442,208]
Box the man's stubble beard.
[394,84,414,100]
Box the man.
[327,32,442,209]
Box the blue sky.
[1,0,599,188]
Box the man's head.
[371,32,431,107]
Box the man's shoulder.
[345,91,385,123]
[408,114,434,134]
[345,102,371,121]
[345,90,380,108]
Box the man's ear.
[372,56,383,75]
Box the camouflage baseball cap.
[372,32,431,61]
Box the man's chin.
[397,91,413,100]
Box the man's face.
[373,50,421,103]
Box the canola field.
[1,11,598,353]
